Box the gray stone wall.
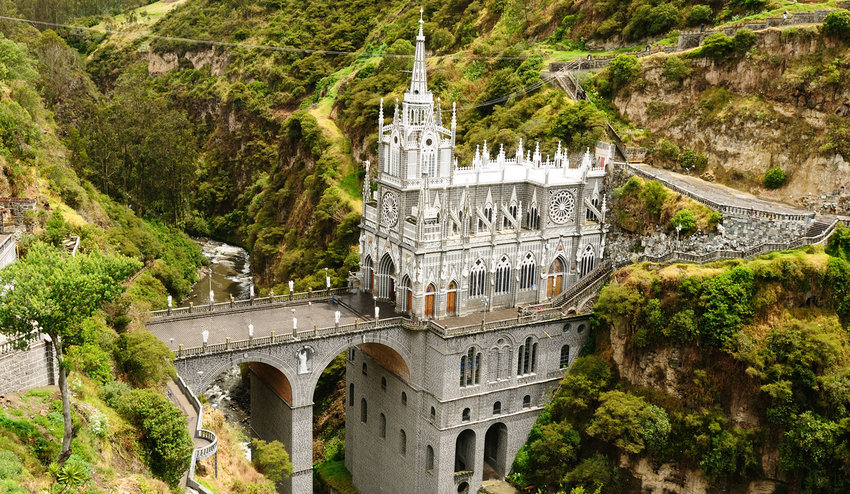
[0,338,57,395]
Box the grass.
[316,459,359,494]
[91,0,188,32]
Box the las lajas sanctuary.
[347,12,610,494]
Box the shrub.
[763,167,787,188]
[607,55,640,94]
[647,4,680,36]
[655,139,680,163]
[640,180,668,216]
[824,11,850,41]
[115,330,176,388]
[663,55,691,83]
[66,343,113,384]
[251,439,293,483]
[672,209,697,233]
[686,5,714,27]
[694,29,753,59]
[116,389,192,486]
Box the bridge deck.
[148,293,400,350]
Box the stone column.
[286,404,314,494]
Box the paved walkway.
[481,479,520,494]
[166,380,211,488]
[631,164,812,216]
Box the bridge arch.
[305,332,414,404]
[193,352,300,404]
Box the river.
[183,239,253,306]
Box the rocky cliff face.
[614,27,850,206]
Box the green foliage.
[549,356,613,422]
[49,455,91,493]
[686,5,714,27]
[779,411,850,492]
[698,427,758,478]
[114,330,176,388]
[251,439,293,483]
[654,139,681,163]
[692,29,755,59]
[671,208,697,233]
[115,389,192,486]
[639,180,668,216]
[624,4,680,41]
[763,167,787,189]
[824,11,850,42]
[586,391,670,454]
[663,55,691,83]
[552,101,608,151]
[606,55,640,95]
[699,266,755,347]
[524,420,581,491]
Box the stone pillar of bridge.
[249,369,314,494]
[287,404,314,493]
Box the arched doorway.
[483,422,508,479]
[446,280,457,316]
[454,429,476,473]
[580,245,595,277]
[547,257,565,297]
[377,254,396,301]
[425,283,436,318]
[364,255,374,292]
[402,276,412,312]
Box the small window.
[361,398,368,423]
[577,324,586,334]
[401,391,407,406]
[560,345,570,369]
[349,384,354,406]
[563,323,571,333]
[462,408,470,422]
[522,395,531,408]
[430,406,436,422]
[362,362,368,375]
[381,376,387,391]
[493,401,501,415]
[426,445,434,472]
[380,413,386,438]
[400,429,407,456]
[348,348,356,360]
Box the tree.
[607,55,639,94]
[586,391,670,454]
[671,209,697,233]
[552,101,608,150]
[251,439,293,483]
[0,242,139,464]
[663,56,690,83]
[686,5,713,27]
[824,11,850,41]
[526,420,581,491]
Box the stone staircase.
[804,217,836,238]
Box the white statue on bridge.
[297,346,313,374]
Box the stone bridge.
[148,291,591,493]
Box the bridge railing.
[174,376,218,494]
[149,287,350,319]
[174,317,413,358]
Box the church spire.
[407,7,430,102]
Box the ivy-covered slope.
[512,228,850,493]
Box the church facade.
[358,23,610,320]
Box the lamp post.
[289,280,294,300]
[202,330,209,351]
[196,370,204,393]
[482,296,489,327]
[208,264,214,309]
[676,224,682,244]
[375,304,380,329]
[169,337,174,350]
[325,267,331,292]
[167,295,172,315]
[248,323,254,343]
[291,308,297,337]
[334,310,341,328]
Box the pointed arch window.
[519,253,536,290]
[526,203,539,230]
[469,259,486,297]
[460,347,481,387]
[580,245,596,278]
[586,195,600,221]
[517,336,537,376]
[390,135,400,176]
[494,255,511,294]
[560,345,571,368]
